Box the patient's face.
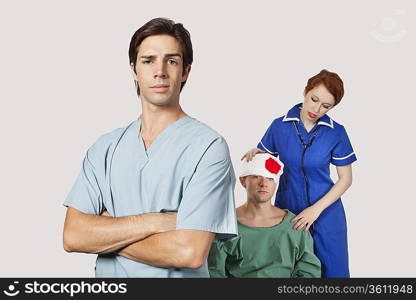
[243,175,276,203]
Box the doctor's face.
[240,175,276,203]
[132,34,190,107]
[301,84,335,123]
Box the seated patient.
[208,153,321,278]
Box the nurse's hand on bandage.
[291,205,323,232]
[241,148,265,162]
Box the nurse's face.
[241,175,276,203]
[132,34,190,107]
[301,84,335,123]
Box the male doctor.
[63,18,237,277]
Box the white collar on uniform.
[282,103,334,129]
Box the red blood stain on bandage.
[265,158,281,174]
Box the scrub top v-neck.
[65,116,238,277]
[257,103,357,278]
[137,115,189,157]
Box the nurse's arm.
[314,164,353,210]
[63,207,176,254]
[292,165,353,231]
[118,230,215,269]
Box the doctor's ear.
[130,63,138,80]
[182,65,191,82]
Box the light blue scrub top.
[64,116,238,277]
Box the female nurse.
[243,69,356,278]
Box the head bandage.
[240,153,283,181]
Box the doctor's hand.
[152,212,177,233]
[101,210,111,217]
[241,148,264,162]
[291,205,323,232]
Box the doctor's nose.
[154,63,168,79]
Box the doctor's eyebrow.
[139,53,182,59]
[164,53,182,58]
[139,55,155,60]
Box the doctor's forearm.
[63,207,175,254]
[118,230,214,269]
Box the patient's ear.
[239,177,246,188]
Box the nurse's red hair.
[304,69,344,106]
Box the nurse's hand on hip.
[241,148,264,162]
[291,204,323,232]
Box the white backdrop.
[0,0,414,277]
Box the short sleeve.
[176,137,238,241]
[63,149,104,215]
[257,119,279,155]
[292,232,321,278]
[331,126,357,166]
[207,241,228,278]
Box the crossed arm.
[118,229,214,269]
[63,207,214,269]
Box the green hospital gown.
[208,210,321,278]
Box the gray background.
[0,0,414,277]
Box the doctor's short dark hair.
[304,69,344,106]
[128,18,193,96]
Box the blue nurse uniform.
[257,103,357,278]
